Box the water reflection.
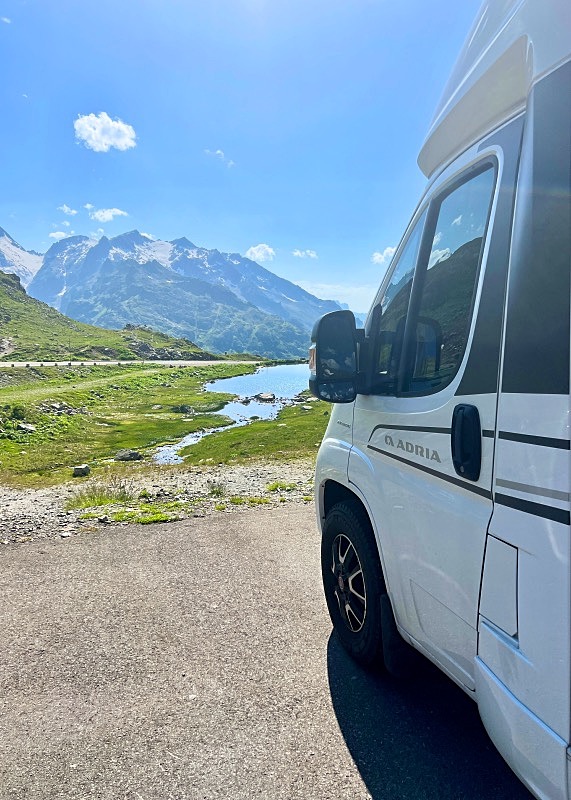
[154,364,308,464]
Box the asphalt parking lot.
[0,505,531,799]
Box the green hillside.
[0,271,216,362]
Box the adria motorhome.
[310,1,571,797]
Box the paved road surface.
[0,506,531,799]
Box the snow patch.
[108,240,173,267]
[0,234,43,287]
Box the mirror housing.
[309,310,358,403]
[413,316,443,374]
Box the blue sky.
[0,0,482,311]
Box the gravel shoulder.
[0,460,316,545]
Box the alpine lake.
[154,363,312,464]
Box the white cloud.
[1,17,11,24]
[74,112,137,153]
[245,243,275,263]
[89,207,128,223]
[58,203,77,216]
[428,247,451,268]
[433,231,442,245]
[204,148,235,168]
[62,221,71,228]
[297,280,376,313]
[89,228,105,239]
[452,214,462,226]
[49,231,69,240]
[141,232,156,240]
[292,249,318,259]
[371,246,396,265]
[83,203,94,210]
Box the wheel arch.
[321,480,385,581]
[320,478,402,637]
[322,479,369,522]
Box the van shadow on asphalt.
[326,634,532,800]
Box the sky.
[0,0,483,312]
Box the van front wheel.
[321,502,384,669]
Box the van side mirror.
[309,310,358,403]
[414,317,442,372]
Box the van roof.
[418,0,571,178]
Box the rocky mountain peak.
[0,227,44,287]
[171,236,198,250]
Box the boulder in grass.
[255,393,275,402]
[17,423,36,433]
[114,449,143,462]
[73,464,90,477]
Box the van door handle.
[451,404,482,482]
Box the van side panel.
[478,61,571,793]
[475,659,569,800]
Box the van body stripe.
[495,478,570,502]
[495,493,570,525]
[367,445,491,498]
[368,423,496,440]
[498,431,570,450]
[368,423,450,440]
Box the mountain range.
[0,227,342,359]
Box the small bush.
[10,405,26,420]
[266,481,297,492]
[208,480,226,497]
[66,476,136,510]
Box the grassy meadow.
[180,399,329,465]
[0,362,329,488]
[0,270,214,362]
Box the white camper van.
[309,1,571,797]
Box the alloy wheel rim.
[331,533,366,632]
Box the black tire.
[321,501,385,669]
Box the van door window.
[370,209,427,393]
[405,166,495,394]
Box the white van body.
[312,1,571,797]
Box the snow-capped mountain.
[0,227,43,288]
[26,230,342,359]
[29,230,341,331]
[166,237,339,331]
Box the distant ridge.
[25,229,342,359]
[0,269,216,362]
